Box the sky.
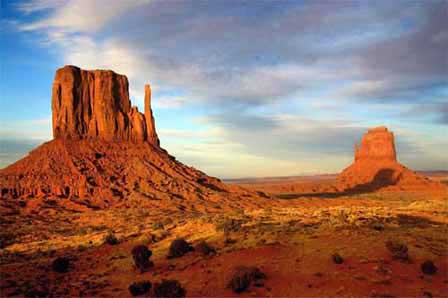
[0,0,447,178]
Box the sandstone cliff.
[354,126,396,162]
[52,65,159,145]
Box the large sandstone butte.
[337,126,444,192]
[52,65,159,145]
[0,66,261,211]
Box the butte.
[337,126,445,192]
[0,65,262,212]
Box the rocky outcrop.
[354,126,396,162]
[52,65,158,145]
[337,126,444,192]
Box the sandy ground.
[1,178,447,297]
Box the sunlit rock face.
[52,65,159,145]
[354,126,396,162]
[0,65,259,209]
[337,126,443,192]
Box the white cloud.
[16,0,65,14]
[19,0,151,32]
[153,96,188,109]
[159,128,220,139]
[335,80,387,98]
[9,1,447,175]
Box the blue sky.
[0,0,447,178]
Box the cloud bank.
[2,0,447,177]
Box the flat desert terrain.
[1,173,447,297]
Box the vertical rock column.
[144,84,160,146]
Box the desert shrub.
[371,222,385,231]
[167,238,194,259]
[24,287,49,298]
[253,279,264,287]
[78,244,90,252]
[195,241,216,256]
[224,238,237,245]
[52,257,71,273]
[152,221,165,230]
[227,266,266,293]
[162,217,174,226]
[385,240,409,261]
[131,245,153,273]
[153,279,186,298]
[0,233,16,249]
[332,253,344,264]
[421,260,437,275]
[128,281,152,296]
[104,232,119,245]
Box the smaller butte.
[337,126,445,192]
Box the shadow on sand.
[276,168,400,200]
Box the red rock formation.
[144,84,160,146]
[0,65,261,211]
[52,65,159,145]
[337,126,444,192]
[354,126,396,162]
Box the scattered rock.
[167,238,194,259]
[195,241,216,256]
[227,266,266,293]
[332,253,344,264]
[385,240,409,261]
[52,257,71,273]
[128,281,152,296]
[421,260,437,275]
[131,245,153,272]
[153,279,186,298]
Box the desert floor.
[1,176,447,297]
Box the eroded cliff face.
[52,65,159,145]
[0,65,260,209]
[337,126,443,192]
[354,127,396,162]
